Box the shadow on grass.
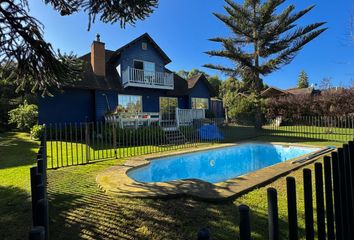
[0,186,32,240]
[0,132,39,169]
[48,166,305,240]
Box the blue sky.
[29,0,354,89]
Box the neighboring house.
[260,86,320,98]
[38,33,219,125]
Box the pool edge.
[96,142,334,202]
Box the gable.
[189,79,212,98]
[109,33,171,65]
[188,74,216,97]
[119,38,166,73]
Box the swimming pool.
[127,143,321,183]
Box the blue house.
[38,33,219,125]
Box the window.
[117,95,142,113]
[192,98,209,109]
[142,42,148,50]
[133,60,144,70]
[133,60,155,72]
[160,97,177,120]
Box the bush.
[31,124,44,140]
[8,100,38,131]
[265,88,354,121]
[114,126,166,146]
[225,93,264,126]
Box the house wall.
[94,88,189,121]
[188,80,212,109]
[38,88,94,124]
[118,38,166,78]
[210,99,224,118]
[94,90,118,121]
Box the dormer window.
[142,42,147,50]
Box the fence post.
[349,141,354,199]
[314,163,326,240]
[267,188,279,240]
[337,148,350,239]
[29,226,45,240]
[331,151,343,239]
[344,143,354,238]
[112,122,117,159]
[323,156,335,240]
[30,167,43,225]
[239,204,251,240]
[303,168,314,240]
[286,177,298,240]
[85,122,90,163]
[35,198,49,240]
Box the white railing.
[122,67,174,90]
[105,112,160,128]
[176,108,205,127]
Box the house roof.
[65,34,216,97]
[108,33,171,65]
[187,74,216,96]
[260,87,288,98]
[261,86,317,98]
[286,87,314,95]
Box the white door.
[143,62,155,84]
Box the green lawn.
[263,124,354,143]
[46,141,213,168]
[0,132,39,240]
[47,150,328,239]
[0,127,348,239]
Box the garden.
[1,0,354,239]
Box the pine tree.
[297,70,309,88]
[0,0,158,95]
[204,0,327,93]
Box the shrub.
[114,126,166,146]
[8,100,38,131]
[31,124,45,140]
[265,88,354,122]
[225,93,264,126]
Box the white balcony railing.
[175,108,205,127]
[122,67,174,90]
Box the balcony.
[122,67,174,90]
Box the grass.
[0,126,350,239]
[47,151,327,239]
[0,132,39,240]
[46,141,215,168]
[46,124,351,168]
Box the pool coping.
[96,142,334,202]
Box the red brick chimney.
[91,34,105,77]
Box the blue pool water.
[127,143,321,183]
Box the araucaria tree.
[204,0,327,93]
[297,70,309,88]
[0,0,158,95]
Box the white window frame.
[133,59,156,72]
[117,94,143,113]
[191,97,209,110]
[159,97,178,120]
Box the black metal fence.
[198,139,354,240]
[44,118,225,169]
[31,121,354,239]
[29,138,49,240]
[265,115,354,143]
